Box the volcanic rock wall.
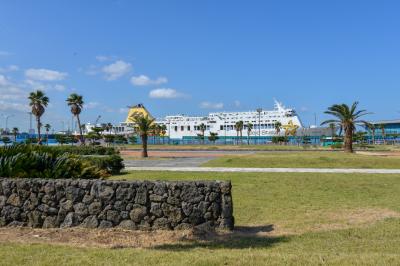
[0,178,234,230]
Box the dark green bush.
[0,145,102,179]
[330,143,343,149]
[44,145,118,155]
[0,144,124,179]
[83,155,124,175]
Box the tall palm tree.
[28,90,49,145]
[44,124,51,145]
[274,121,282,135]
[11,127,19,142]
[235,121,244,145]
[199,123,206,144]
[379,124,386,145]
[321,102,370,153]
[246,122,253,145]
[66,93,85,144]
[131,114,155,157]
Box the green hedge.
[0,144,124,179]
[45,145,118,155]
[83,155,124,175]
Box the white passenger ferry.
[155,100,330,140]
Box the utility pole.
[27,112,33,134]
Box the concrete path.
[123,157,214,168]
[125,166,400,174]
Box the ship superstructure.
[156,100,309,140]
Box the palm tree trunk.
[76,115,85,145]
[141,134,148,157]
[36,117,41,145]
[344,127,353,153]
[247,132,250,145]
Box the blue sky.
[1,0,399,131]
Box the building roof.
[369,119,400,125]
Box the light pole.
[2,114,14,134]
[256,108,262,144]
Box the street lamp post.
[256,108,262,144]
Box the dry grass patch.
[0,228,197,249]
[273,208,400,236]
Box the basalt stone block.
[42,216,58,228]
[153,218,171,230]
[150,203,163,217]
[7,193,22,207]
[88,202,102,215]
[130,204,147,222]
[118,219,136,230]
[81,215,99,228]
[134,186,148,205]
[99,220,113,229]
[61,212,79,228]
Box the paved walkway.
[125,166,400,174]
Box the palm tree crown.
[28,90,49,144]
[66,93,85,144]
[131,114,155,157]
[321,102,370,153]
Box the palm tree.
[44,124,51,145]
[274,121,282,135]
[246,122,253,145]
[321,102,370,153]
[28,90,49,144]
[379,124,386,145]
[199,123,206,144]
[11,127,19,142]
[235,121,244,145]
[160,124,167,144]
[131,114,155,157]
[366,123,375,144]
[66,93,85,144]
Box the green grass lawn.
[2,171,400,265]
[203,151,400,169]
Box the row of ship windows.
[172,124,278,132]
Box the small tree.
[44,124,51,145]
[208,132,219,144]
[131,114,155,158]
[11,127,19,143]
[246,122,253,145]
[274,121,282,135]
[321,102,370,153]
[235,121,244,145]
[198,123,206,144]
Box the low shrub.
[0,144,124,179]
[0,145,101,179]
[83,155,124,175]
[330,143,343,149]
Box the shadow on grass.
[152,224,290,250]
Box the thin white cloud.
[54,84,66,92]
[25,68,67,81]
[95,55,116,62]
[149,88,185,99]
[0,65,19,72]
[102,60,132,80]
[0,100,29,112]
[119,107,129,114]
[234,100,241,107]
[130,75,168,86]
[85,102,100,109]
[200,101,224,109]
[0,74,9,86]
